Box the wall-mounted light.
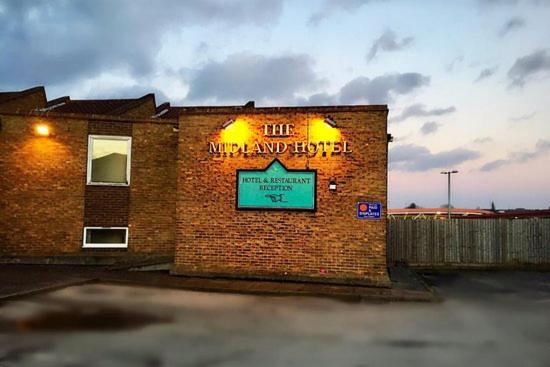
[221,118,235,129]
[324,115,337,128]
[34,124,51,137]
[328,177,337,192]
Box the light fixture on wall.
[328,177,337,192]
[34,124,51,137]
[324,115,337,127]
[221,118,236,129]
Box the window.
[83,227,128,248]
[87,135,131,185]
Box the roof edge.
[175,104,388,116]
[0,110,178,125]
[110,93,156,115]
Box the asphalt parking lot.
[0,270,549,367]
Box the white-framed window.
[83,227,128,249]
[87,135,132,186]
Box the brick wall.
[0,115,87,255]
[128,122,178,254]
[173,108,390,287]
[0,114,178,259]
[1,106,389,282]
[84,121,132,229]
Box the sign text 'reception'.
[237,159,316,210]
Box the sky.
[1,0,550,209]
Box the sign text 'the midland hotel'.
[208,123,352,156]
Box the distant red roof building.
[388,208,493,219]
[388,208,550,219]
[478,209,550,219]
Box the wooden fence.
[387,218,550,267]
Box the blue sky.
[1,0,550,208]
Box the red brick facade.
[1,87,389,286]
[0,115,87,255]
[173,107,390,287]
[128,121,178,254]
[0,113,177,260]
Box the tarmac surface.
[0,265,435,302]
[0,269,549,366]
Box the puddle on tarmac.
[0,306,171,332]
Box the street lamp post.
[440,170,458,220]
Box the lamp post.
[440,170,458,220]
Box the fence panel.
[387,218,550,267]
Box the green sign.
[237,159,316,211]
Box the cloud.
[510,139,550,162]
[0,0,283,88]
[498,16,525,37]
[473,137,493,144]
[508,49,550,87]
[479,139,550,171]
[296,72,430,106]
[186,53,428,106]
[390,144,480,171]
[297,92,339,106]
[420,121,440,135]
[474,67,498,82]
[391,103,456,123]
[479,0,550,6]
[478,0,518,6]
[309,0,381,26]
[367,30,414,62]
[186,53,324,104]
[509,111,536,122]
[338,73,429,104]
[446,56,464,72]
[479,159,509,171]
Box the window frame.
[82,227,129,249]
[86,135,132,186]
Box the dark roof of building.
[153,102,173,118]
[0,86,46,106]
[48,93,155,116]
[1,86,388,119]
[45,96,70,107]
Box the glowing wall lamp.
[220,118,250,145]
[328,177,337,192]
[34,124,51,137]
[221,118,235,129]
[324,115,337,127]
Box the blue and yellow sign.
[357,202,382,220]
[237,159,316,211]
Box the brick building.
[0,86,390,287]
